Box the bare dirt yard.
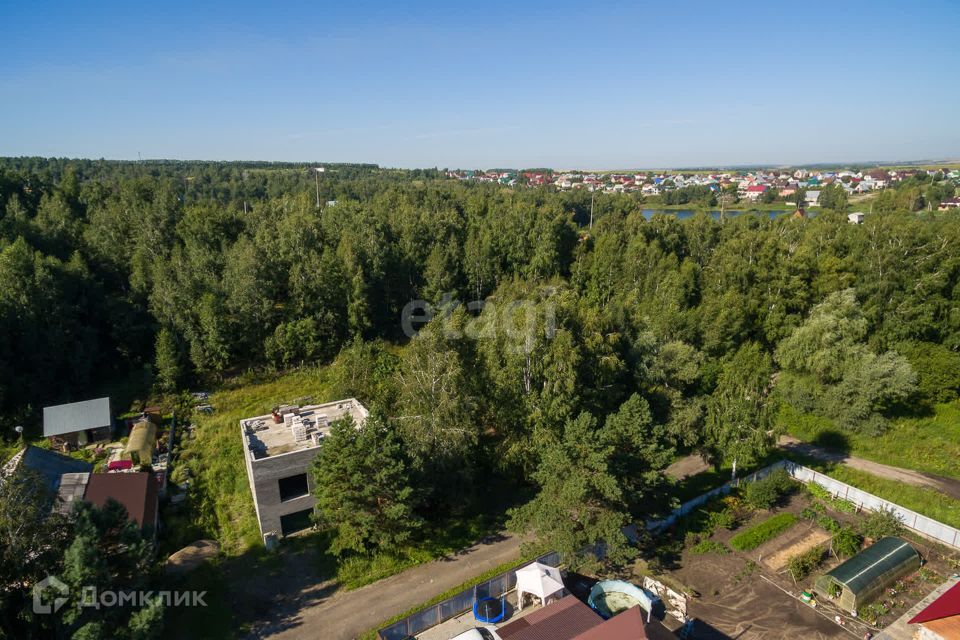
[760,524,832,571]
[676,554,848,640]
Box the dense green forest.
[2,158,960,636]
[3,158,960,555]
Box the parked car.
[450,627,502,640]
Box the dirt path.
[666,453,711,480]
[245,532,521,640]
[777,435,960,501]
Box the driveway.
[246,532,521,640]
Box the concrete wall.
[247,447,320,537]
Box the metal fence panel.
[407,606,439,635]
[378,621,409,640]
[440,588,474,621]
[378,552,569,639]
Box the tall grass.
[179,365,338,554]
[823,465,960,530]
[779,401,960,481]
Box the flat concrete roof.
[241,399,368,460]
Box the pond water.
[642,209,789,220]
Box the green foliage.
[312,415,422,557]
[786,544,825,581]
[508,412,634,571]
[831,526,862,558]
[858,506,904,540]
[817,515,841,533]
[781,401,960,482]
[60,500,162,638]
[705,507,737,532]
[896,341,960,403]
[775,290,916,434]
[705,342,776,471]
[729,513,798,551]
[691,540,729,555]
[743,468,795,510]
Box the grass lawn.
[176,365,342,555]
[780,402,960,481]
[780,447,960,530]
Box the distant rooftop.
[43,397,112,437]
[241,398,368,460]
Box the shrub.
[744,468,795,510]
[692,540,729,555]
[706,508,737,532]
[831,526,862,558]
[817,515,841,533]
[806,482,857,513]
[729,513,798,551]
[859,506,904,540]
[800,506,819,520]
[786,544,825,581]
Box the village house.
[938,197,960,211]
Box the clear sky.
[1,0,958,168]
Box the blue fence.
[377,551,561,640]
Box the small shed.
[848,212,865,224]
[43,397,112,450]
[813,536,920,613]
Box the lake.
[642,209,789,220]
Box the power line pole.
[314,166,325,208]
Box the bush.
[743,468,796,510]
[786,544,825,581]
[729,513,798,551]
[692,540,729,555]
[706,508,737,532]
[806,482,856,513]
[817,515,841,533]
[832,526,862,558]
[859,506,904,540]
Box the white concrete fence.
[649,459,960,552]
[784,460,960,551]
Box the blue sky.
[1,1,958,168]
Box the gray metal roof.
[20,446,93,493]
[43,397,112,437]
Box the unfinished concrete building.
[241,398,368,541]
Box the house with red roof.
[909,580,960,639]
[741,184,769,201]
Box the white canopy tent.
[514,562,565,611]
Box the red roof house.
[908,580,960,639]
[573,605,648,640]
[497,596,601,640]
[83,472,159,531]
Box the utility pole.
[314,167,325,208]
[590,191,595,229]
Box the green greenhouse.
[813,536,920,614]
